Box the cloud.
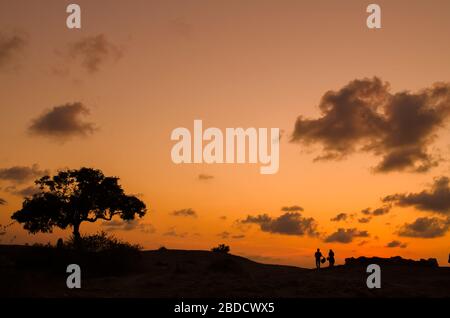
[217,231,245,239]
[218,231,230,239]
[386,240,407,248]
[383,176,450,215]
[68,34,122,73]
[0,222,13,236]
[330,212,348,222]
[361,206,391,216]
[397,217,450,238]
[163,227,187,237]
[101,219,155,234]
[358,217,371,224]
[324,228,369,243]
[29,102,96,140]
[291,77,450,173]
[4,185,39,197]
[240,212,319,237]
[0,198,6,205]
[281,205,303,212]
[0,31,27,70]
[358,240,369,246]
[171,208,197,217]
[198,174,214,181]
[168,18,193,38]
[0,164,48,183]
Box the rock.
[344,256,439,267]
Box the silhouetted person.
[328,249,335,267]
[315,248,323,269]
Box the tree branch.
[83,212,118,223]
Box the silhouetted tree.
[11,168,146,244]
[211,244,230,254]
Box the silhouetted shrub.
[13,232,142,277]
[31,242,53,248]
[211,244,230,254]
[158,246,168,251]
[65,231,142,253]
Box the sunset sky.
[1,0,449,268]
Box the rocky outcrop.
[345,256,439,267]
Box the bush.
[14,232,143,277]
[65,231,142,253]
[31,242,53,248]
[211,244,230,254]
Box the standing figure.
[328,249,335,268]
[315,248,323,269]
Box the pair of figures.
[314,248,335,269]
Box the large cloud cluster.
[291,77,450,172]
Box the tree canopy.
[11,167,147,240]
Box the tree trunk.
[73,222,81,249]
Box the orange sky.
[0,0,449,268]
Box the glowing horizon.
[1,0,450,268]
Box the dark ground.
[0,245,449,297]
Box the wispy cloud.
[4,185,39,197]
[361,206,390,216]
[281,205,303,212]
[217,231,245,239]
[163,227,187,238]
[171,208,197,218]
[68,34,122,74]
[358,217,371,224]
[330,213,348,222]
[101,219,155,234]
[198,174,214,181]
[0,31,27,70]
[385,240,407,248]
[0,164,48,183]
